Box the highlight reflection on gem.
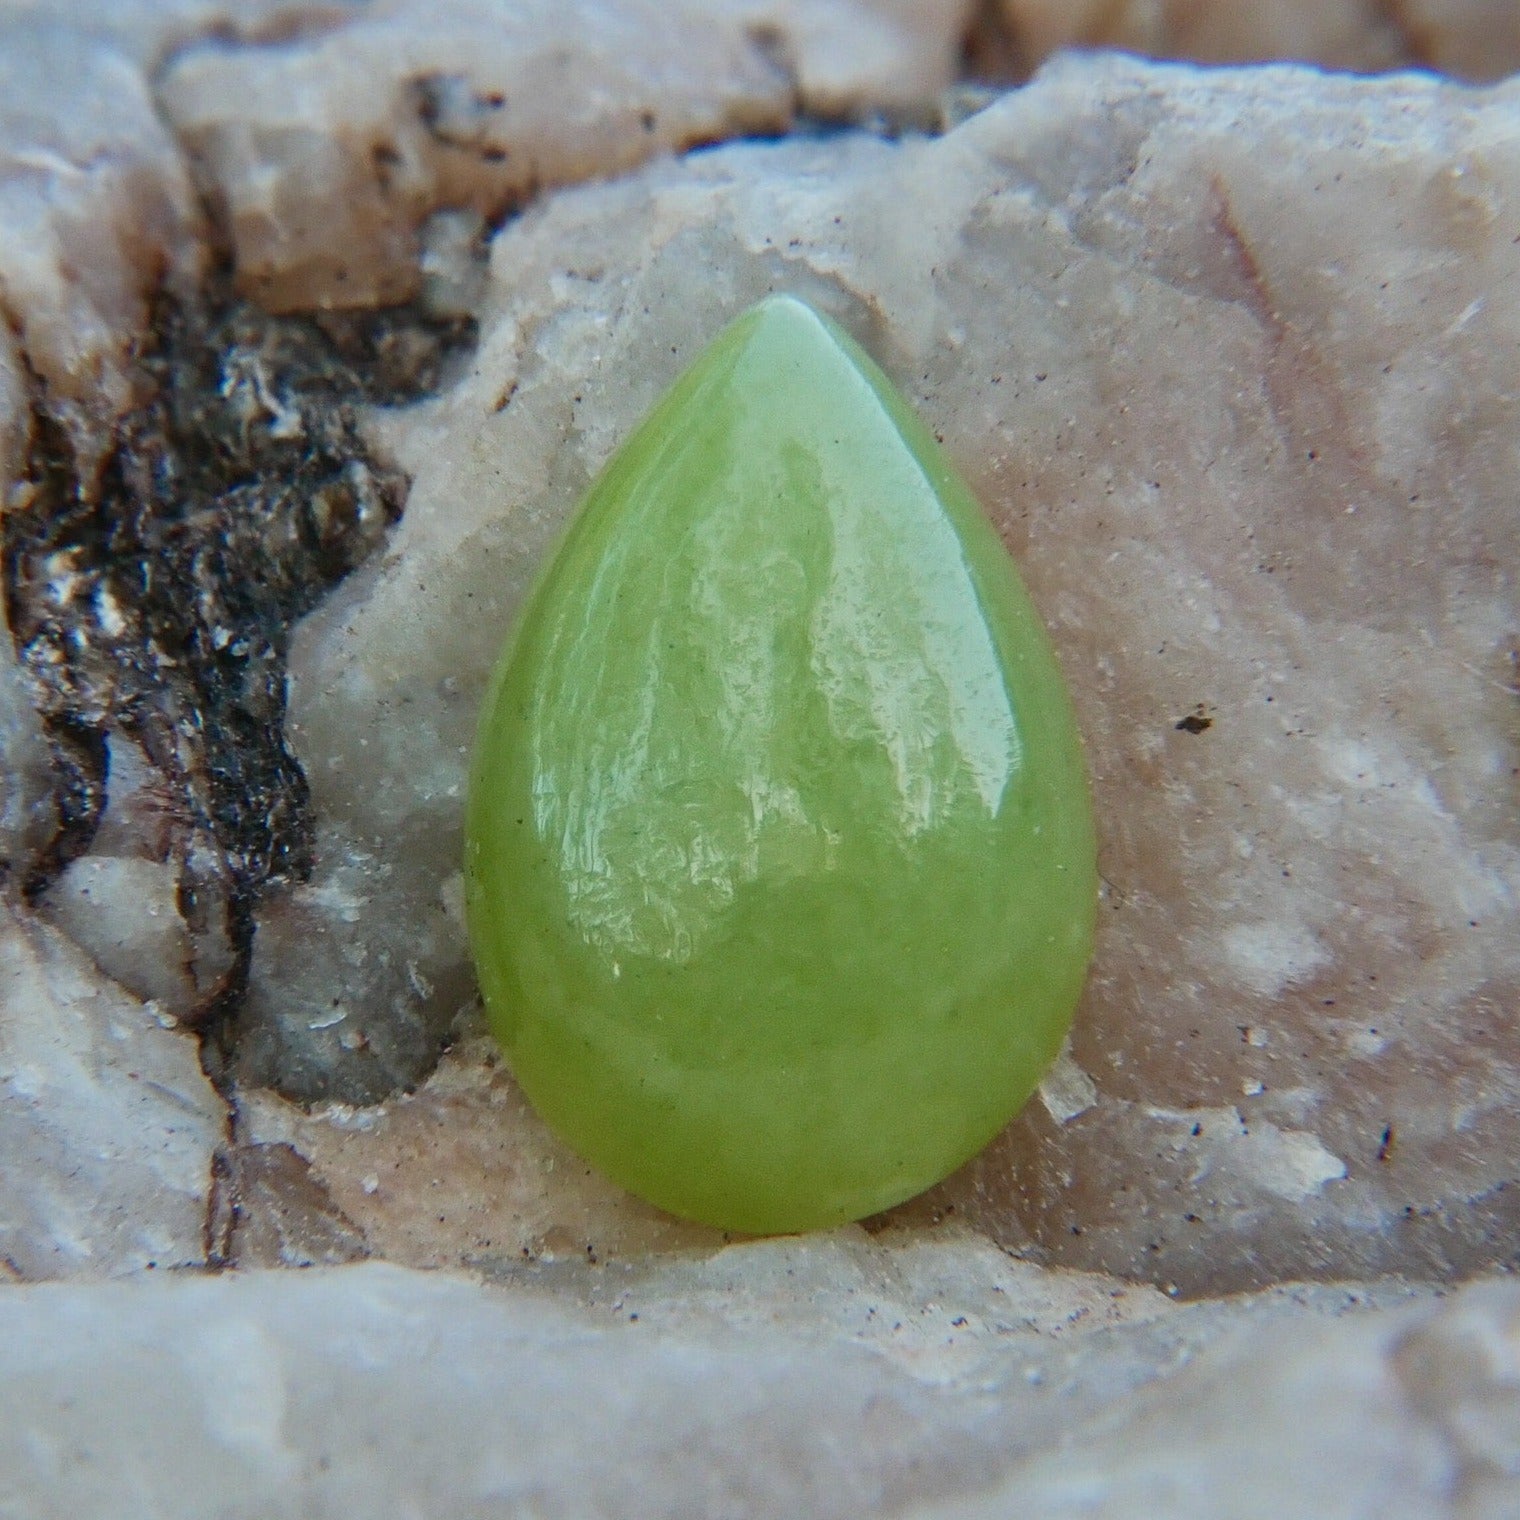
[466,295,1097,1233]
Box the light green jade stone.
[466,295,1097,1234]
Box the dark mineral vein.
[3,289,474,1031]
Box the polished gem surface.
[466,295,1096,1233]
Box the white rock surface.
[158,0,976,312]
[0,901,225,1279]
[0,18,202,482]
[0,1,353,66]
[913,1274,1520,1520]
[261,56,1520,1291]
[40,856,203,1015]
[0,2,466,487]
[33,734,241,1022]
[0,1252,1509,1518]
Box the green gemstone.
[465,295,1096,1234]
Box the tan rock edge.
[0,1258,1511,1518]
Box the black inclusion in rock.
[3,289,475,1041]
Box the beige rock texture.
[266,55,1520,1292]
[991,0,1520,81]
[158,0,976,311]
[0,1255,1509,1519]
[1398,0,1520,80]
[241,1036,722,1269]
[41,856,205,1015]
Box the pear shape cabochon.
[465,295,1097,1234]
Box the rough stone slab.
[912,1276,1520,1520]
[158,0,976,312]
[262,56,1520,1291]
[0,902,226,1279]
[0,1254,1506,1518]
